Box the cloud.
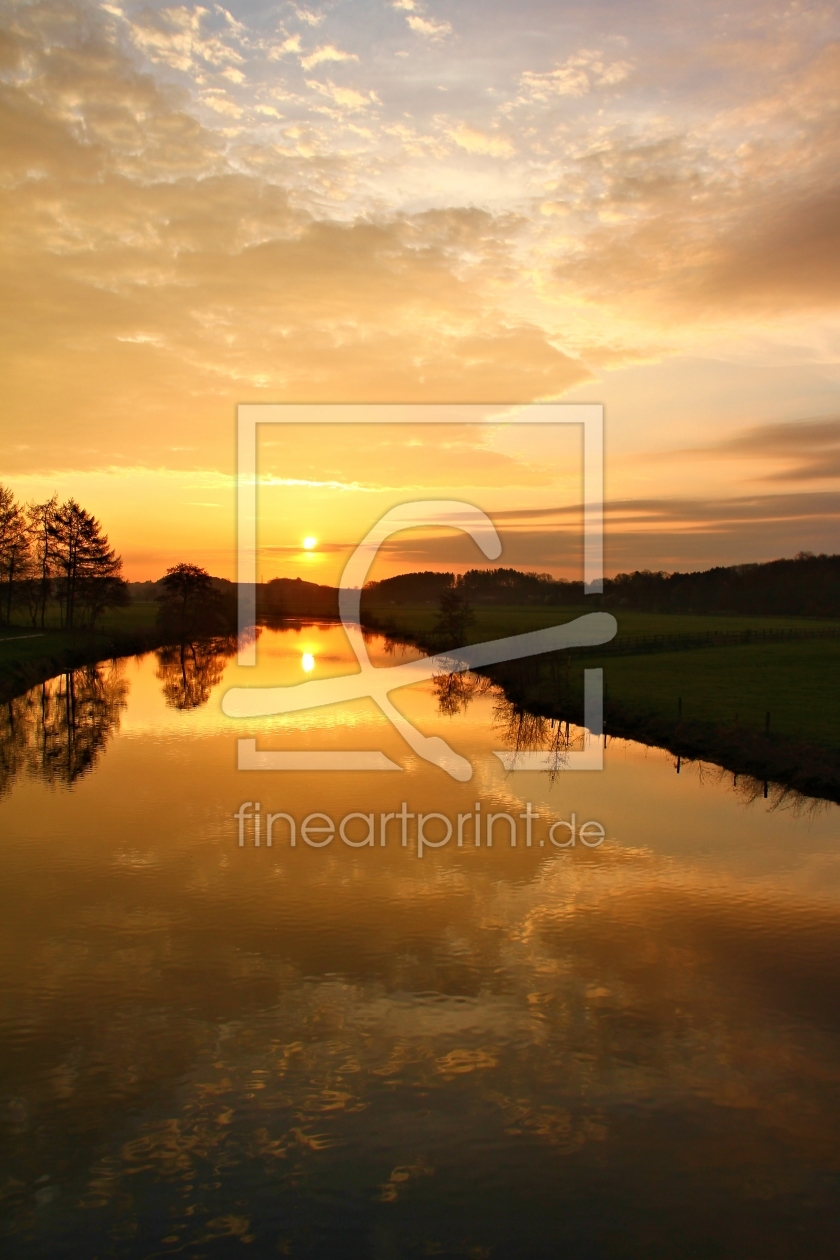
[448,124,513,158]
[548,37,840,326]
[403,492,840,573]
[306,81,380,112]
[200,90,243,118]
[0,7,587,480]
[406,14,451,40]
[294,7,324,25]
[260,427,559,490]
[378,500,840,574]
[596,491,840,570]
[267,33,301,59]
[685,416,840,481]
[519,50,632,101]
[4,0,840,586]
[125,4,245,74]
[300,44,359,70]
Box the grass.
[0,601,163,702]
[580,639,840,751]
[363,602,840,787]
[363,601,838,643]
[2,596,837,794]
[363,603,840,746]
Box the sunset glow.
[1,0,837,579]
[3,4,840,1252]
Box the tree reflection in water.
[155,637,238,711]
[0,634,242,796]
[433,666,575,780]
[0,663,129,794]
[433,668,493,717]
[492,697,577,781]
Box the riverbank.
[363,603,840,803]
[3,599,838,803]
[0,603,165,704]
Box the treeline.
[136,552,840,625]
[0,486,126,629]
[362,553,840,618]
[260,576,340,619]
[129,575,341,622]
[601,553,840,616]
[362,568,555,608]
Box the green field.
[364,602,840,755]
[0,602,161,699]
[0,601,159,661]
[2,599,838,775]
[364,601,836,642]
[581,639,840,751]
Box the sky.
[2,0,839,579]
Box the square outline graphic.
[231,403,608,773]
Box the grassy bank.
[3,596,837,801]
[0,602,163,703]
[487,640,840,803]
[363,601,835,641]
[363,602,840,801]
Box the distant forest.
[123,553,840,620]
[125,553,840,621]
[362,553,840,618]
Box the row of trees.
[0,486,127,629]
[364,568,559,608]
[364,555,840,617]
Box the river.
[1,623,839,1256]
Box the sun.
[301,652,315,672]
[302,535,317,550]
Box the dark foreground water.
[1,625,839,1258]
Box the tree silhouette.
[0,485,31,627]
[48,499,126,629]
[435,585,475,648]
[156,563,231,641]
[155,638,237,710]
[26,495,57,628]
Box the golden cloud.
[0,8,587,478]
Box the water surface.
[1,624,839,1257]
